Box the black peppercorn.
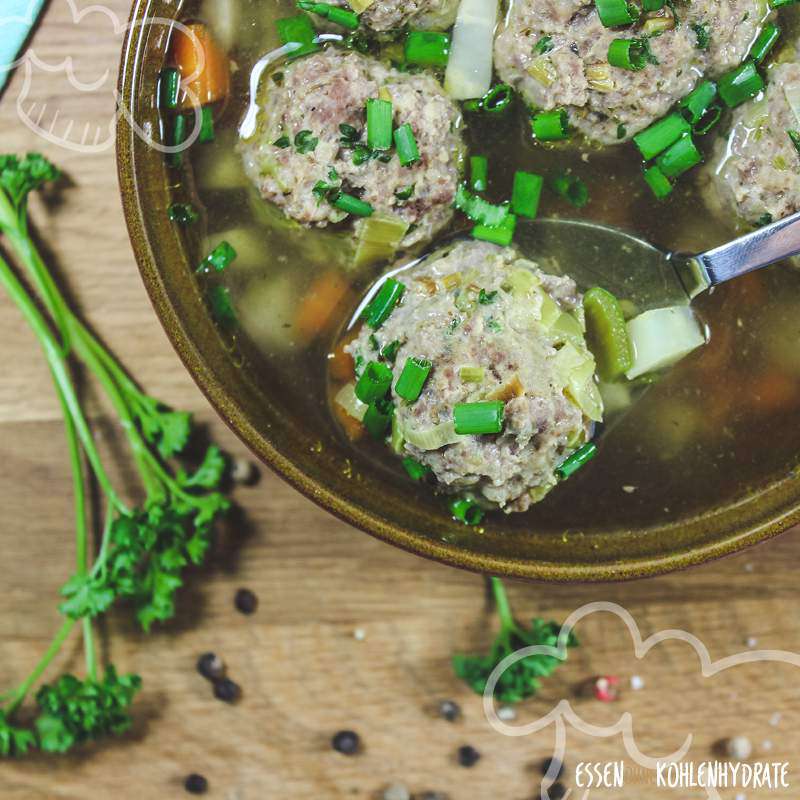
[331,729,360,755]
[213,677,241,703]
[234,588,258,615]
[184,773,208,794]
[541,757,565,780]
[457,745,481,767]
[547,782,567,800]
[196,652,225,682]
[438,699,461,722]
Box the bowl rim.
[116,0,799,583]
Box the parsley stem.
[6,619,76,715]
[490,576,515,632]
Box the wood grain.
[0,3,799,798]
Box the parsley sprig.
[452,577,578,704]
[0,154,233,754]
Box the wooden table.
[1,4,799,798]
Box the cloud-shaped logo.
[0,0,206,153]
[483,601,800,800]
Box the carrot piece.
[328,338,356,382]
[294,270,351,344]
[171,23,230,108]
[332,401,365,442]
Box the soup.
[162,0,800,530]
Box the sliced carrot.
[328,338,356,383]
[332,400,365,442]
[294,270,352,344]
[171,23,230,108]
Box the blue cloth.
[0,0,48,95]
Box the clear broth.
[179,0,800,530]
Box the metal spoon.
[512,209,800,310]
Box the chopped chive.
[534,35,554,54]
[404,30,450,67]
[655,135,702,178]
[364,278,405,329]
[472,214,517,247]
[453,401,505,435]
[556,442,597,480]
[168,202,199,224]
[531,109,569,141]
[454,185,510,227]
[199,105,215,143]
[692,104,722,136]
[459,366,484,383]
[678,80,718,125]
[364,397,393,439]
[463,84,514,114]
[483,83,514,113]
[749,22,780,65]
[643,164,673,198]
[158,67,180,109]
[167,114,187,167]
[273,135,291,148]
[718,61,764,108]
[355,360,393,403]
[395,357,432,402]
[550,171,588,208]
[276,14,319,58]
[297,1,360,29]
[511,171,544,218]
[478,289,497,305]
[380,339,401,362]
[642,0,664,9]
[449,496,485,525]
[470,156,488,192]
[393,123,420,166]
[788,130,800,155]
[197,240,237,274]
[366,98,393,151]
[608,38,648,71]
[208,285,236,329]
[402,457,431,481]
[333,192,374,217]
[294,129,318,153]
[595,0,640,27]
[633,113,691,160]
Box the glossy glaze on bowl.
[117,0,800,581]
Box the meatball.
[330,0,459,31]
[346,241,601,512]
[703,61,800,226]
[240,48,464,248]
[495,0,769,144]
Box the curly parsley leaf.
[0,712,36,756]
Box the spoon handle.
[690,209,800,292]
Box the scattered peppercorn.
[438,699,461,722]
[382,782,411,800]
[591,675,619,702]
[231,457,259,485]
[184,773,208,794]
[547,782,567,800]
[541,757,565,780]
[726,735,753,760]
[234,588,258,615]
[332,729,360,755]
[196,652,225,681]
[418,793,449,800]
[457,744,481,767]
[213,677,241,703]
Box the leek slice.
[444,0,498,100]
[502,266,541,297]
[784,84,800,127]
[334,382,368,421]
[401,420,462,450]
[353,214,410,268]
[346,0,376,12]
[626,306,706,379]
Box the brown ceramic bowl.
[116,0,800,582]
